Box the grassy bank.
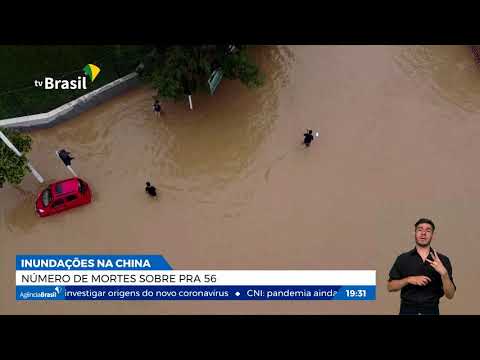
[0,45,153,119]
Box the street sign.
[208,69,223,95]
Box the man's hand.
[407,276,431,286]
[426,249,448,276]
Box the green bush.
[0,128,32,188]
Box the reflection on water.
[4,192,38,233]
[395,45,480,112]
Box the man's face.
[415,223,434,247]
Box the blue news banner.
[16,255,376,301]
[16,286,376,301]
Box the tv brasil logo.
[34,64,101,90]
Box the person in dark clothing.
[303,130,314,147]
[387,218,456,315]
[58,149,74,166]
[145,182,157,197]
[153,100,162,115]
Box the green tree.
[148,45,263,100]
[0,128,32,188]
[220,47,264,88]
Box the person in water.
[303,130,314,147]
[153,100,162,115]
[145,182,157,197]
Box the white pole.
[188,95,193,110]
[0,130,44,183]
[66,165,77,177]
[0,131,22,157]
[27,163,44,182]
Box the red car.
[35,177,92,217]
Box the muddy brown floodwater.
[2,45,480,314]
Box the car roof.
[50,178,79,197]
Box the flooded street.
[2,45,480,314]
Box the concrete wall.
[0,72,141,131]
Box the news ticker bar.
[16,270,376,286]
[16,270,376,301]
[16,285,376,301]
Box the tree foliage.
[0,128,32,188]
[148,45,264,100]
[220,48,264,88]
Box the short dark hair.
[415,218,435,232]
[146,182,151,186]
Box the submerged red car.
[35,177,92,217]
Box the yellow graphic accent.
[83,64,101,82]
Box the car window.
[66,194,77,202]
[55,183,63,194]
[41,189,52,207]
[52,199,65,208]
